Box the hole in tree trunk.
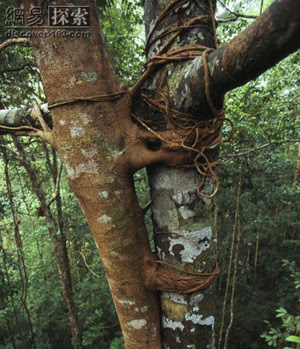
[146,139,161,151]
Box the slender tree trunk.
[3,148,37,349]
[0,249,17,349]
[12,137,83,348]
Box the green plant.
[261,261,300,348]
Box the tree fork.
[18,0,173,347]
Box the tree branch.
[174,0,300,112]
[0,103,51,134]
[213,0,300,92]
[225,139,300,157]
[47,161,63,207]
[0,63,34,74]
[217,0,257,20]
[0,38,30,52]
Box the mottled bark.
[149,168,217,348]
[140,0,219,347]
[22,1,165,347]
[1,0,298,126]
[143,0,300,114]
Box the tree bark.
[22,1,165,347]
[149,168,218,348]
[147,0,300,113]
[140,0,219,346]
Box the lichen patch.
[99,191,109,198]
[127,319,147,330]
[162,316,184,331]
[70,126,85,138]
[97,215,112,224]
[185,313,214,329]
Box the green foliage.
[0,0,145,346]
[0,139,121,348]
[100,0,145,86]
[261,261,300,348]
[0,0,43,109]
[215,9,299,345]
[110,336,125,349]
[286,336,300,344]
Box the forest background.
[0,0,299,348]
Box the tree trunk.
[149,168,217,347]
[3,148,37,349]
[11,138,83,348]
[138,0,220,346]
[23,1,164,346]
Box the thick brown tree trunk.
[22,1,165,347]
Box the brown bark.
[22,1,177,347]
[162,0,300,113]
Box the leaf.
[286,336,300,343]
